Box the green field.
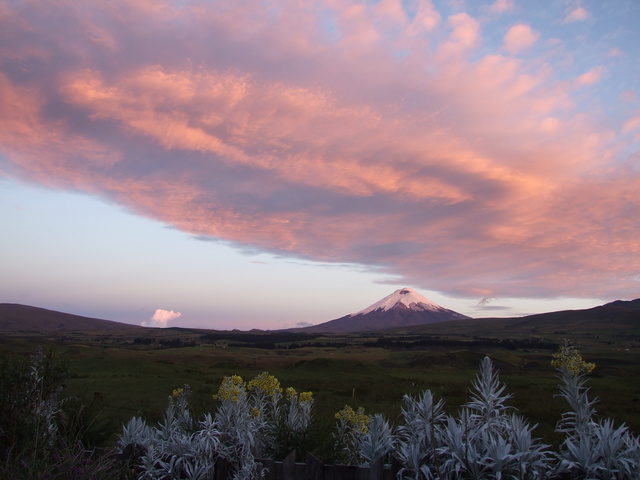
[2,326,639,455]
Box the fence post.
[368,457,384,480]
[282,450,297,480]
[305,452,324,480]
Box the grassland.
[1,320,639,456]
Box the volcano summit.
[299,288,470,333]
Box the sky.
[1,0,639,330]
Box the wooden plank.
[369,457,384,480]
[295,463,306,480]
[332,464,358,480]
[282,451,297,480]
[356,465,370,480]
[304,452,324,480]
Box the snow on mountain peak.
[351,288,443,316]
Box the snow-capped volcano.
[297,287,470,333]
[352,287,448,315]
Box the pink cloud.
[564,6,589,23]
[437,13,480,58]
[143,309,181,328]
[618,90,637,103]
[575,66,606,87]
[503,24,539,54]
[623,116,640,134]
[489,0,515,14]
[1,0,638,302]
[608,47,623,57]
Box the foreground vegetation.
[1,334,639,478]
[115,342,639,479]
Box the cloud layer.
[1,0,639,302]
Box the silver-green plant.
[119,416,156,450]
[437,357,551,479]
[552,341,640,479]
[332,407,393,467]
[395,390,446,479]
[119,386,221,480]
[212,373,314,478]
[283,388,314,436]
[213,375,262,478]
[358,413,394,467]
[333,404,370,464]
[246,372,282,457]
[276,387,314,458]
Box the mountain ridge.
[1,297,639,335]
[0,303,144,333]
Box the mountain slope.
[393,298,640,337]
[299,288,470,333]
[0,303,144,333]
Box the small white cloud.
[564,6,589,23]
[142,308,182,328]
[295,321,314,328]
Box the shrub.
[0,347,125,479]
[333,404,370,464]
[436,356,552,480]
[119,372,315,479]
[395,390,445,479]
[553,340,640,479]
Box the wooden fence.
[215,452,401,480]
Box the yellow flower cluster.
[551,342,596,375]
[285,387,297,399]
[247,372,282,397]
[299,391,313,404]
[172,388,184,398]
[212,373,314,410]
[335,405,369,434]
[213,375,246,403]
[250,407,261,418]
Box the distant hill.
[0,303,144,333]
[2,297,639,338]
[392,298,640,337]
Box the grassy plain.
[1,323,639,455]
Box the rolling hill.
[0,303,145,333]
